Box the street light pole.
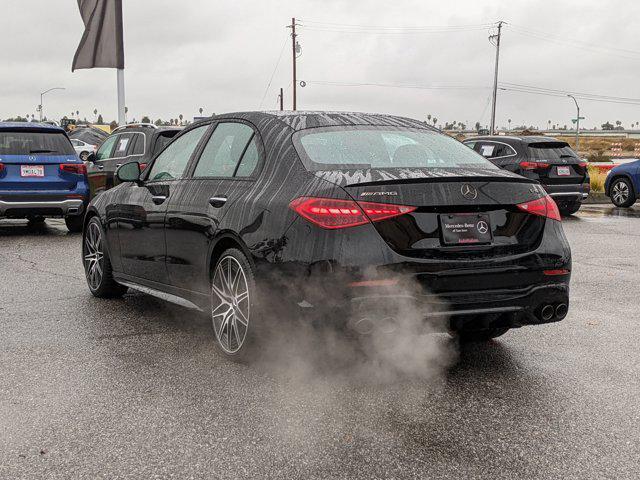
[567,94,581,150]
[39,87,65,122]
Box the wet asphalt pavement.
[1,205,639,479]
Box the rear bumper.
[543,183,590,201]
[348,282,569,332]
[0,198,85,217]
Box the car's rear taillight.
[578,161,588,168]
[289,197,416,229]
[519,161,550,170]
[0,163,4,173]
[517,195,561,221]
[139,163,148,171]
[59,163,87,175]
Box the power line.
[500,82,640,102]
[299,19,496,35]
[499,84,640,106]
[507,23,640,59]
[258,36,288,109]
[304,80,489,90]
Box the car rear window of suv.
[293,126,497,171]
[0,130,75,155]
[528,142,577,161]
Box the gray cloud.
[1,0,639,128]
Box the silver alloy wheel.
[612,181,629,205]
[83,222,104,290]
[211,255,250,354]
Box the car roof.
[0,121,65,132]
[208,111,434,132]
[468,135,567,145]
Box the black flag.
[72,0,124,71]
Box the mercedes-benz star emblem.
[461,184,478,200]
[476,220,489,235]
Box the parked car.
[463,136,590,216]
[605,158,640,207]
[81,112,571,360]
[86,123,180,198]
[0,122,88,232]
[70,138,96,160]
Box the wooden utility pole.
[279,87,284,111]
[489,21,504,135]
[290,17,298,111]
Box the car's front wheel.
[210,248,256,361]
[610,177,636,208]
[83,217,127,298]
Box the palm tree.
[199,107,204,116]
[93,109,98,122]
[179,114,184,125]
[427,114,432,123]
[547,120,551,130]
[433,117,437,127]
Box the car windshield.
[528,142,577,161]
[294,126,497,171]
[0,130,75,155]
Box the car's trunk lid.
[526,142,586,185]
[316,167,548,260]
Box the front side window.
[96,135,118,160]
[193,122,256,178]
[294,126,497,171]
[147,125,208,181]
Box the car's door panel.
[165,121,263,293]
[112,124,210,284]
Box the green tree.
[141,115,151,123]
[97,114,104,124]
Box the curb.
[583,192,609,204]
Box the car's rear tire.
[210,248,256,362]
[610,177,636,208]
[83,217,127,298]
[79,151,90,161]
[453,327,510,343]
[65,215,84,233]
[558,201,582,216]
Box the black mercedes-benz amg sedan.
[81,111,571,359]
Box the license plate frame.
[20,165,45,177]
[439,213,493,246]
[557,166,571,176]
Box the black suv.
[463,136,590,216]
[86,123,180,198]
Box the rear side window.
[113,134,132,157]
[477,142,516,159]
[129,133,145,155]
[528,142,577,161]
[0,130,75,155]
[147,125,208,181]
[294,126,497,170]
[193,122,255,178]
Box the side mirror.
[86,152,97,163]
[116,161,142,183]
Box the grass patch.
[588,165,608,193]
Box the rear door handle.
[209,196,227,208]
[96,164,104,170]
[152,195,167,205]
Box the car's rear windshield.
[0,130,75,156]
[293,126,497,171]
[528,142,577,161]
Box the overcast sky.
[2,0,639,129]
